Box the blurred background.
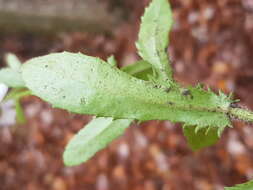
[0,0,253,189]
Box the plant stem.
[229,108,253,123]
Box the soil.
[1,0,253,189]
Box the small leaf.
[0,53,25,88]
[0,68,25,88]
[183,125,222,151]
[136,0,173,83]
[121,60,152,80]
[225,180,253,190]
[5,53,22,70]
[107,55,117,67]
[63,117,133,166]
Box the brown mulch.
[1,0,253,189]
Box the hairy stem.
[229,108,253,123]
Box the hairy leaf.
[63,58,150,166]
[225,180,253,190]
[230,108,253,123]
[22,52,232,130]
[121,60,152,80]
[136,0,173,83]
[64,117,132,166]
[0,68,25,88]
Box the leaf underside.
[63,117,132,166]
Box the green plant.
[1,0,253,188]
[0,53,31,124]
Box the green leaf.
[5,53,22,70]
[63,117,133,166]
[63,55,148,166]
[136,0,173,83]
[0,53,25,88]
[183,125,222,151]
[121,60,152,80]
[107,55,117,67]
[0,68,25,88]
[225,180,253,190]
[22,52,232,129]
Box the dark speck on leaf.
[80,98,86,105]
[154,84,161,88]
[182,89,193,99]
[226,112,232,120]
[45,65,48,68]
[164,87,171,93]
[167,101,174,105]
